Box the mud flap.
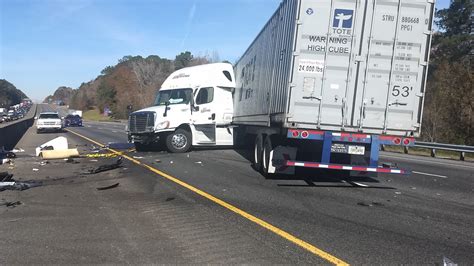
[268,146,297,175]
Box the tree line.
[422,0,473,145]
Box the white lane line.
[412,171,448,178]
[380,154,474,170]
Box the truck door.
[192,87,216,144]
[353,0,433,133]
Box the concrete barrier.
[0,105,37,150]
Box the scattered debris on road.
[0,172,13,181]
[357,201,385,207]
[443,256,457,266]
[35,137,80,159]
[107,142,135,150]
[84,157,123,174]
[0,147,17,161]
[133,156,144,159]
[0,200,22,208]
[0,172,42,192]
[41,149,80,159]
[36,136,68,156]
[96,183,120,191]
[85,153,118,158]
[65,158,79,164]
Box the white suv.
[36,112,63,133]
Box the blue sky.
[1,0,451,101]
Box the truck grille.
[129,112,155,133]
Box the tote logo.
[333,9,354,28]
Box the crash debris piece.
[36,136,69,157]
[0,201,22,208]
[443,256,457,266]
[0,173,42,192]
[0,147,17,161]
[107,142,135,150]
[0,172,14,182]
[85,153,118,158]
[84,157,123,174]
[96,183,120,191]
[41,149,80,160]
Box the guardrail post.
[460,152,465,161]
[404,146,409,154]
[431,148,436,158]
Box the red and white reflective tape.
[285,161,405,174]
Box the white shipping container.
[234,0,435,137]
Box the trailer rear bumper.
[284,160,408,174]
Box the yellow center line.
[66,128,349,266]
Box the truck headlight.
[156,121,170,130]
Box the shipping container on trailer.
[233,0,435,176]
[234,0,435,137]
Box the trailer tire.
[253,134,264,172]
[166,129,191,153]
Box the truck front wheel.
[166,129,191,153]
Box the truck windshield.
[154,89,193,106]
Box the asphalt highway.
[2,104,473,264]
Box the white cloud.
[180,1,197,49]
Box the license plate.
[348,145,365,155]
[331,144,347,154]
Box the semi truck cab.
[127,63,235,152]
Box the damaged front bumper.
[128,132,161,144]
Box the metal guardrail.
[407,141,474,161]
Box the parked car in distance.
[7,110,18,121]
[2,114,10,122]
[36,112,63,133]
[64,114,82,127]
